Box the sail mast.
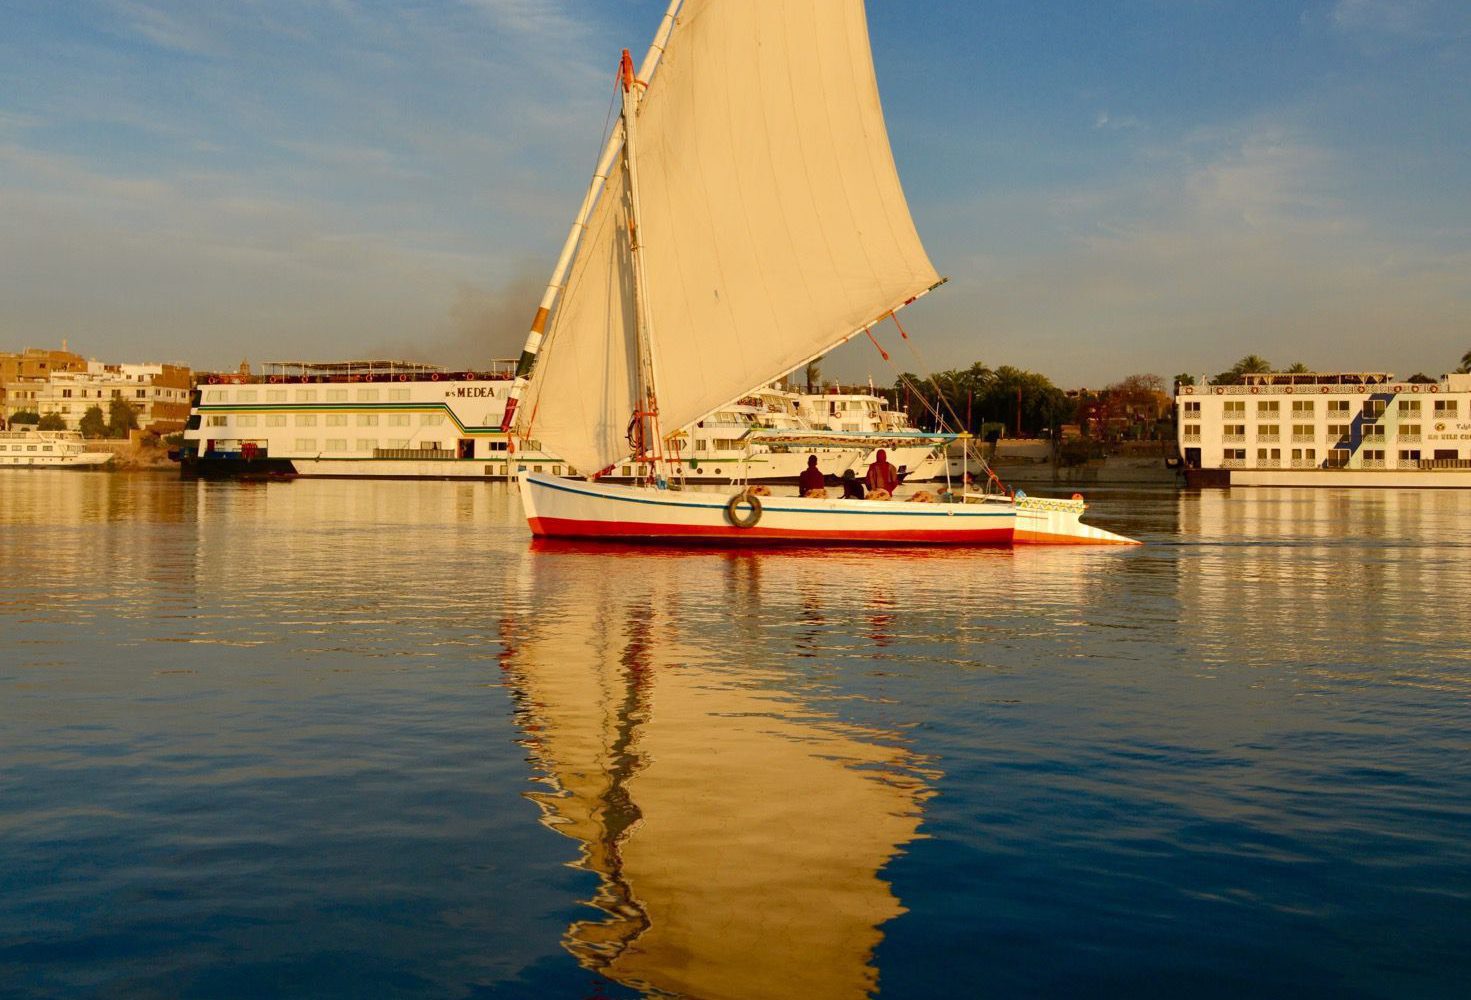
[500,0,684,433]
[618,48,667,481]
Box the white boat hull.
[520,473,1014,545]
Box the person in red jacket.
[798,454,826,495]
[865,449,899,494]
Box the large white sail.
[520,0,940,475]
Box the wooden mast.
[618,48,667,484]
[500,0,683,436]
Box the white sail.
[520,0,940,475]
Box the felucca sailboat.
[505,0,1135,546]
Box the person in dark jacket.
[840,469,866,499]
[798,454,826,495]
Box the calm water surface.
[2,473,1468,998]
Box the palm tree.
[1457,350,1471,375]
[1286,362,1310,373]
[804,357,823,393]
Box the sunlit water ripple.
[1,473,1468,998]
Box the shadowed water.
[1,473,1468,998]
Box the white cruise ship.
[1177,370,1471,487]
[796,388,948,481]
[0,429,113,469]
[179,362,941,484]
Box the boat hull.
[520,473,1014,546]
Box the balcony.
[1399,434,1422,444]
[1256,458,1281,468]
[1221,458,1245,468]
[1223,434,1245,444]
[1362,459,1387,470]
[1291,434,1315,443]
[1290,459,1317,468]
[1182,432,1200,442]
[1256,433,1281,443]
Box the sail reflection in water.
[500,544,936,999]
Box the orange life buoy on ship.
[1250,387,1260,394]
[1429,385,1439,393]
[1214,387,1225,395]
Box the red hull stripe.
[529,516,1012,546]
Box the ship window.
[1401,424,1420,436]
[1326,449,1350,468]
[205,390,225,403]
[389,439,410,449]
[389,413,410,426]
[27,445,38,451]
[356,439,375,451]
[1327,400,1350,414]
[1183,423,1199,436]
[326,389,348,402]
[1224,449,1245,460]
[1363,449,1385,461]
[236,415,258,427]
[266,415,286,427]
[1362,400,1385,418]
[358,389,379,402]
[295,438,317,451]
[325,438,347,452]
[236,390,258,403]
[1258,424,1279,436]
[1363,425,1384,438]
[267,390,287,402]
[1399,450,1420,461]
[533,465,543,472]
[1256,401,1279,414]
[135,389,146,398]
[419,412,444,425]
[296,414,317,426]
[487,440,508,452]
[1397,400,1420,414]
[1434,449,1458,460]
[1182,401,1200,414]
[297,390,317,402]
[1292,424,1313,436]
[326,414,347,426]
[207,415,228,427]
[389,388,409,401]
[1291,400,1314,414]
[1224,424,1245,435]
[357,413,378,426]
[1327,424,1349,437]
[1433,401,1457,416]
[1305,449,1316,461]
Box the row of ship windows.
[1182,400,1458,416]
[0,444,54,452]
[205,413,447,427]
[1185,424,1429,437]
[1222,448,1452,463]
[201,388,455,403]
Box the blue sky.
[2,0,1468,386]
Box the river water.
[1,472,1468,999]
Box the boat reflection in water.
[499,542,936,999]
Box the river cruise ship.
[179,361,944,483]
[1177,371,1471,487]
[0,428,113,469]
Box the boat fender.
[725,492,762,529]
[1072,493,1084,501]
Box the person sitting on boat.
[866,449,900,495]
[798,454,827,496]
[840,469,866,499]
